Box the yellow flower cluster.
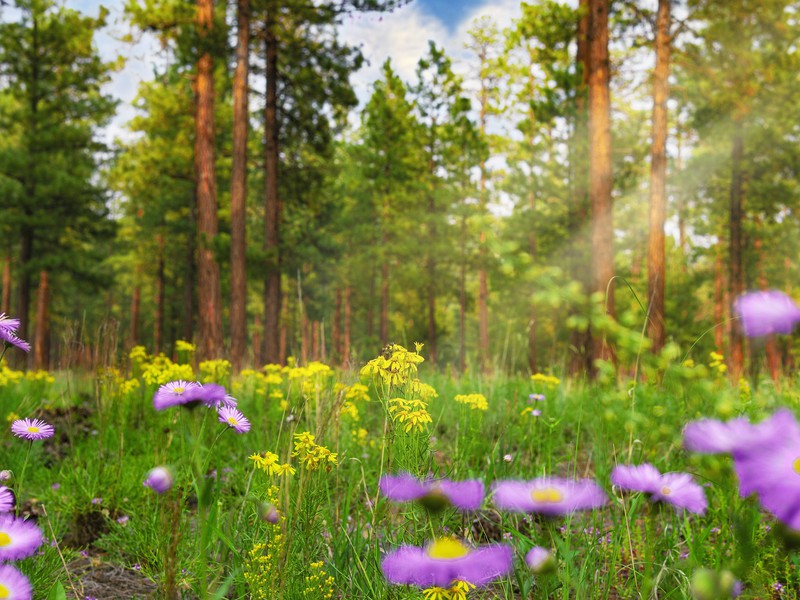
[340,401,359,421]
[292,432,338,471]
[249,452,295,476]
[174,340,196,354]
[356,428,368,446]
[285,361,332,381]
[422,581,476,600]
[303,561,335,600]
[388,398,432,433]
[360,343,425,388]
[531,373,560,387]
[141,355,195,386]
[199,359,231,384]
[243,487,284,600]
[709,352,728,375]
[410,379,438,400]
[344,383,370,402]
[129,345,148,365]
[454,393,488,411]
[119,378,141,396]
[6,411,20,423]
[25,370,55,384]
[0,363,24,387]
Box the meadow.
[1,338,797,599]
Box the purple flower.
[116,515,129,525]
[491,477,607,515]
[195,383,229,408]
[684,410,798,455]
[0,563,32,599]
[11,418,54,441]
[0,313,30,353]
[525,546,556,574]
[381,538,513,588]
[91,497,102,505]
[0,471,10,481]
[734,290,800,337]
[152,381,201,410]
[528,394,546,402]
[611,464,707,515]
[143,466,174,494]
[0,486,14,513]
[0,514,43,561]
[217,406,250,433]
[51,483,60,490]
[531,409,542,417]
[379,473,484,511]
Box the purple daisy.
[0,313,29,353]
[195,383,229,408]
[0,563,32,600]
[217,406,250,433]
[734,290,800,337]
[525,546,556,574]
[379,473,484,511]
[491,477,607,515]
[683,410,798,455]
[0,514,43,561]
[152,380,201,410]
[0,486,15,513]
[10,418,54,441]
[381,538,513,589]
[611,464,707,515]
[0,313,20,333]
[143,466,174,494]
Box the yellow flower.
[454,393,488,411]
[531,373,560,387]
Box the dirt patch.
[65,556,158,600]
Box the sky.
[48,0,528,143]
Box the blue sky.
[47,0,526,142]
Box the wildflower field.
[2,332,800,599]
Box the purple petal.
[652,472,707,515]
[611,464,663,494]
[734,290,800,337]
[438,479,484,511]
[379,473,427,502]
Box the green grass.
[1,349,797,599]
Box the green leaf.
[47,582,67,600]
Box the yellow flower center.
[0,532,10,546]
[227,417,238,426]
[660,486,672,496]
[0,583,9,598]
[793,458,800,475]
[531,487,563,503]
[426,538,470,560]
[27,426,40,433]
[173,387,185,394]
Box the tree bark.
[155,234,165,354]
[588,0,615,367]
[1,255,10,315]
[195,0,223,360]
[754,218,780,383]
[33,270,49,370]
[568,0,592,377]
[263,8,281,364]
[230,0,250,372]
[130,282,140,347]
[17,229,33,365]
[714,239,725,352]
[646,0,671,355]
[729,133,745,381]
[343,285,351,368]
[332,287,341,365]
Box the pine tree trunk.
[33,270,49,370]
[230,0,250,372]
[478,77,490,374]
[183,190,196,343]
[279,291,288,365]
[568,0,592,377]
[343,285,351,368]
[647,0,671,355]
[754,219,780,382]
[380,258,389,346]
[130,282,140,347]
[155,234,165,354]
[311,320,319,362]
[195,0,223,360]
[332,288,341,365]
[729,133,745,380]
[588,0,615,367]
[17,229,33,366]
[263,9,281,365]
[2,255,10,315]
[714,240,725,353]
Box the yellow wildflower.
[454,393,488,411]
